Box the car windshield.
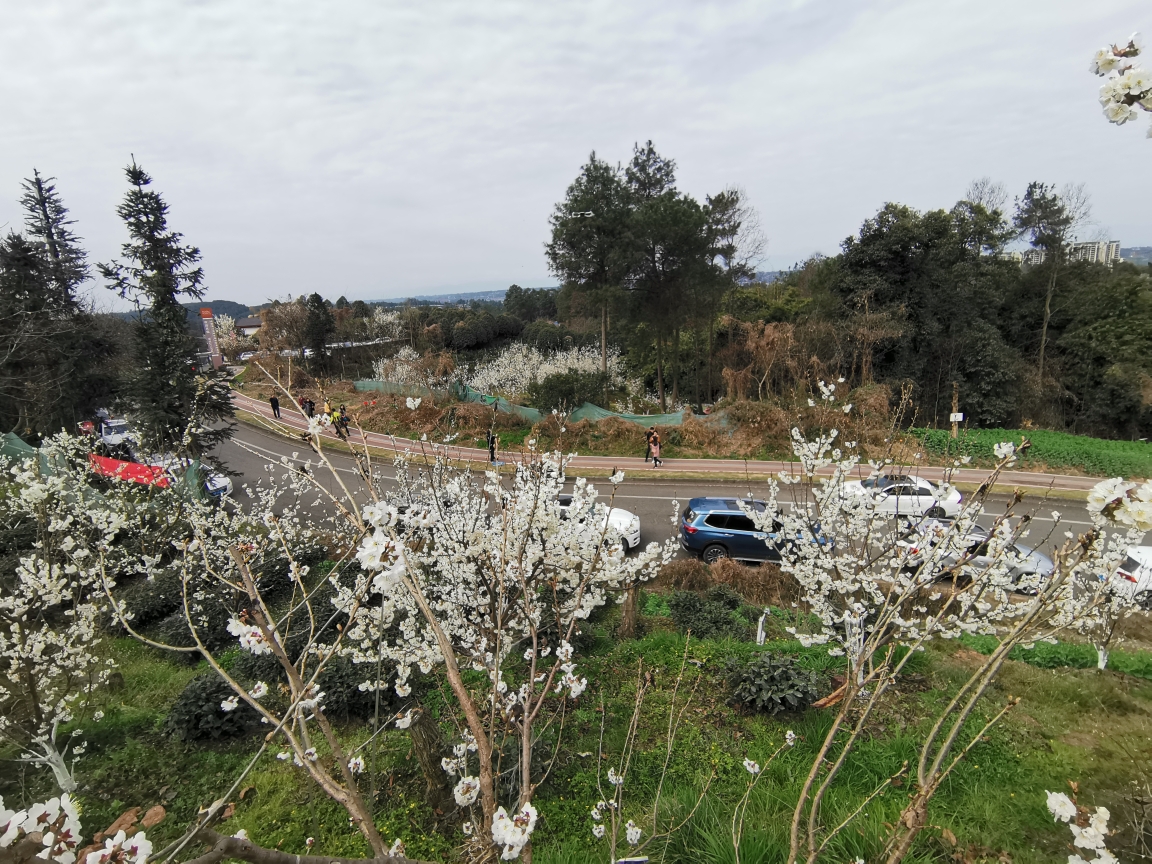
[107,421,127,431]
[1122,555,1145,573]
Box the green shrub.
[118,569,183,628]
[667,586,751,641]
[165,673,257,741]
[526,369,610,413]
[520,320,570,351]
[726,652,820,714]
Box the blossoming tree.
[736,387,1141,863]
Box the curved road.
[232,392,1101,493]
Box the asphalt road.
[218,423,1095,560]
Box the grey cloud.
[0,0,1147,306]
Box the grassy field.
[913,427,1152,478]
[6,585,1152,864]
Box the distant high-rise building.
[1022,248,1046,266]
[1068,240,1121,266]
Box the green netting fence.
[353,380,687,427]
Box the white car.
[238,351,256,361]
[98,418,132,448]
[557,494,641,554]
[840,474,962,519]
[1116,547,1152,610]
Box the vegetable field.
[913,427,1152,478]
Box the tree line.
[0,162,233,454]
[545,147,1152,439]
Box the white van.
[1116,547,1152,610]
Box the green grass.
[959,633,1152,678]
[913,427,1152,478]
[6,622,1151,864]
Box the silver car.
[936,531,1054,592]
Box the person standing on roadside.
[269,395,280,419]
[644,426,655,462]
[487,428,498,463]
[650,430,662,468]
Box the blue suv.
[680,498,785,564]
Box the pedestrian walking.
[487,429,498,463]
[339,405,350,434]
[304,399,315,418]
[644,426,655,462]
[650,431,662,468]
[269,395,280,419]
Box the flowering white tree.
[1091,32,1152,138]
[465,343,638,400]
[214,313,251,360]
[0,442,123,793]
[739,384,1141,863]
[335,448,676,861]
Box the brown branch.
[184,829,434,864]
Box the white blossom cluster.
[465,343,636,399]
[1091,32,1152,138]
[0,795,83,864]
[1,795,153,864]
[1046,791,1117,864]
[371,345,450,389]
[491,802,537,861]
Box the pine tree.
[0,171,114,438]
[20,169,90,299]
[99,160,234,456]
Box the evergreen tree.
[0,171,115,438]
[304,292,335,369]
[99,160,233,456]
[545,152,632,376]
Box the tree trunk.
[601,303,608,375]
[1037,260,1059,388]
[618,582,641,639]
[670,326,680,407]
[409,706,452,810]
[693,327,701,408]
[700,322,709,405]
[656,332,666,413]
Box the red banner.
[88,454,171,487]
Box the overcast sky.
[1,1,1148,309]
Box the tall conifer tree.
[100,160,234,456]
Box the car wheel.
[702,544,729,565]
[1136,590,1152,611]
[621,538,630,557]
[926,506,947,519]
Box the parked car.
[237,351,256,361]
[936,530,1053,591]
[150,456,234,499]
[840,474,962,519]
[680,497,808,564]
[98,417,131,449]
[1115,547,1152,610]
[557,494,641,554]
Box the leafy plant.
[642,592,672,617]
[726,652,820,715]
[165,673,257,741]
[667,586,751,640]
